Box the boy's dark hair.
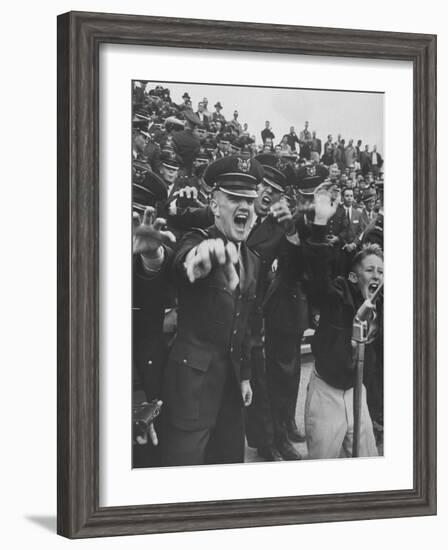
[351,243,384,271]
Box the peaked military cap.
[296,164,330,195]
[133,170,167,212]
[254,153,287,192]
[204,155,263,198]
[160,149,181,169]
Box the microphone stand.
[352,282,383,458]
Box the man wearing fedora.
[212,101,226,126]
[359,189,378,229]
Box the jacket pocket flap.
[169,343,213,372]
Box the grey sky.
[141,80,384,153]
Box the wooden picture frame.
[57,10,437,538]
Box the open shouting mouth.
[367,281,380,297]
[233,211,250,232]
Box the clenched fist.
[184,238,240,290]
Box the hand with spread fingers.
[133,206,176,258]
[184,238,240,290]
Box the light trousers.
[305,370,378,459]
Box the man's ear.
[348,271,358,284]
[210,196,219,217]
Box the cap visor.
[263,177,284,193]
[162,162,180,170]
[219,187,258,199]
[297,187,318,196]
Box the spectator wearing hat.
[212,101,226,126]
[160,156,263,466]
[261,121,275,144]
[177,92,192,112]
[171,110,201,173]
[359,189,378,228]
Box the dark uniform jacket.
[264,224,310,335]
[163,225,260,431]
[133,250,172,401]
[305,224,383,390]
[245,216,289,345]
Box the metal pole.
[351,283,383,457]
[352,340,365,458]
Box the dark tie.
[346,208,351,223]
[249,216,262,237]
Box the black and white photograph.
[131,80,385,469]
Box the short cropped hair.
[351,243,384,271]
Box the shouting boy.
[304,185,383,459]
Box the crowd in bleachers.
[131,81,384,468]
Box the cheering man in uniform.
[161,156,263,466]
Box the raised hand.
[240,380,253,407]
[184,238,240,290]
[177,185,198,201]
[133,207,176,258]
[313,183,341,225]
[270,197,293,227]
